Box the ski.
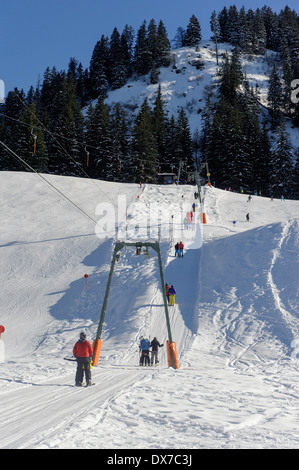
[64,357,77,362]
[73,383,95,387]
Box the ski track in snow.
[1,174,299,449]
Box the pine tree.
[270,121,294,197]
[227,5,240,46]
[47,74,84,176]
[120,24,135,79]
[199,87,215,172]
[133,21,152,76]
[175,107,194,181]
[131,98,158,182]
[164,115,179,173]
[157,20,171,67]
[218,7,230,43]
[254,9,267,54]
[0,88,26,170]
[218,48,243,102]
[89,35,109,99]
[85,97,113,179]
[109,27,129,89]
[152,85,169,170]
[110,102,130,181]
[280,36,294,116]
[147,19,159,70]
[184,15,202,47]
[267,63,284,129]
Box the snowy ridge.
[0,172,299,448]
[104,41,299,153]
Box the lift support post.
[92,241,179,369]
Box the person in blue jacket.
[169,285,176,305]
[139,336,151,366]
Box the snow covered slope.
[0,171,299,449]
[104,41,299,152]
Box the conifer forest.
[1,6,299,198]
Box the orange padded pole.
[92,339,103,366]
[166,340,179,369]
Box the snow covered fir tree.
[0,6,299,198]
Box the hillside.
[105,41,299,149]
[0,171,298,449]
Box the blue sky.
[0,0,298,94]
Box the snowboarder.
[169,285,176,306]
[165,283,170,303]
[246,213,250,222]
[150,337,164,365]
[178,241,184,257]
[73,331,93,386]
[139,336,151,366]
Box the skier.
[169,284,176,306]
[165,283,170,304]
[73,331,93,387]
[246,213,250,222]
[178,241,184,257]
[139,336,151,366]
[150,337,164,366]
[174,242,179,257]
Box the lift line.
[92,241,179,369]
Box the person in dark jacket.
[150,337,164,365]
[73,331,93,386]
[169,285,176,305]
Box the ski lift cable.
[0,139,107,230]
[0,112,188,169]
[0,85,117,208]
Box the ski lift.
[31,127,37,154]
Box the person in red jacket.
[73,331,93,386]
[178,241,184,257]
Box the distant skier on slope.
[165,283,170,303]
[150,337,164,366]
[178,241,184,257]
[169,285,176,306]
[73,331,93,386]
[139,336,151,366]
